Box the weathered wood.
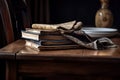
[0,40,25,59]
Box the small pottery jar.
[95,0,113,27]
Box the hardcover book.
[25,39,78,51]
[21,30,67,41]
[25,39,75,46]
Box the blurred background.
[28,0,120,27]
[0,0,120,80]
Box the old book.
[25,39,79,51]
[25,39,75,46]
[25,40,80,51]
[25,40,41,50]
[32,20,76,30]
[21,30,67,41]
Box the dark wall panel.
[50,0,120,27]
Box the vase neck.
[100,0,109,9]
[101,3,109,9]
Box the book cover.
[25,39,79,51]
[21,30,40,41]
[25,39,76,46]
[21,30,67,41]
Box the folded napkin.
[58,27,117,50]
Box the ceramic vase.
[95,0,113,27]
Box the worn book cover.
[25,43,80,51]
[21,30,67,41]
[25,39,76,46]
[25,39,79,51]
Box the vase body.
[95,0,113,27]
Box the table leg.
[6,60,16,80]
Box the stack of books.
[21,21,82,51]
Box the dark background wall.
[49,0,120,27]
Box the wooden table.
[0,38,120,80]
